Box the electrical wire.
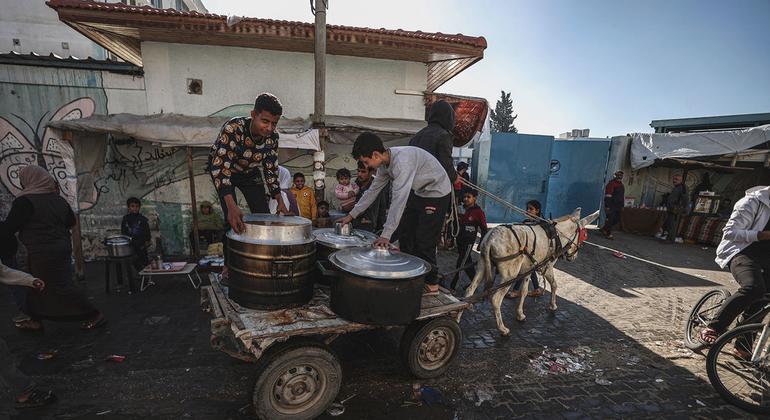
[459,177,551,224]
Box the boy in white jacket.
[0,263,57,409]
[702,186,770,347]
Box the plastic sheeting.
[46,113,322,150]
[630,124,770,170]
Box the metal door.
[545,139,611,220]
[473,133,554,223]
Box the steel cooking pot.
[225,214,316,310]
[104,235,133,258]
[312,228,378,262]
[327,247,430,325]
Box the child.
[121,197,151,271]
[508,200,545,298]
[290,173,317,221]
[450,189,487,291]
[335,168,359,213]
[314,201,333,228]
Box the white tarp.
[46,113,431,150]
[630,124,770,169]
[47,113,321,151]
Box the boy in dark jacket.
[450,189,487,290]
[121,197,151,271]
[601,170,625,239]
[409,100,457,183]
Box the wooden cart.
[201,273,468,420]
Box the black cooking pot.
[327,247,430,325]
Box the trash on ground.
[96,410,112,416]
[695,399,706,407]
[595,378,612,386]
[36,350,57,360]
[464,386,495,407]
[529,346,593,376]
[237,404,251,415]
[655,378,664,383]
[611,251,627,259]
[412,384,446,406]
[71,357,95,371]
[326,402,345,416]
[143,315,170,326]
[105,355,126,363]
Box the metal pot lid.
[227,214,313,245]
[105,235,131,245]
[329,247,430,279]
[312,228,378,249]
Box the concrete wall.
[141,42,427,119]
[1,0,107,59]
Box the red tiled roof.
[45,0,487,49]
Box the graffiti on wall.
[0,97,95,209]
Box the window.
[61,42,69,50]
[12,38,20,47]
[151,0,162,8]
[187,78,203,95]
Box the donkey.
[464,208,599,336]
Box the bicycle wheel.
[684,289,731,350]
[706,323,770,414]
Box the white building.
[1,0,206,59]
[44,0,486,121]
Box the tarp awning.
[630,124,770,170]
[46,113,433,150]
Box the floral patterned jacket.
[208,117,280,199]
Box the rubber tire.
[706,323,770,415]
[252,339,342,420]
[684,288,731,350]
[400,317,463,379]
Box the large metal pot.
[328,247,430,325]
[104,235,133,258]
[311,228,378,263]
[226,214,316,310]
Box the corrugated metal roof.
[0,51,143,75]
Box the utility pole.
[313,0,326,125]
[312,0,327,201]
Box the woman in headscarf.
[268,166,300,215]
[2,166,105,330]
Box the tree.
[490,90,518,133]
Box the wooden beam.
[187,147,200,260]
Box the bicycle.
[706,321,770,414]
[684,289,770,351]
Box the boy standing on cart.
[339,133,451,295]
[208,93,289,235]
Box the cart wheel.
[253,339,341,420]
[400,317,463,379]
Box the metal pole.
[187,147,200,260]
[313,0,326,125]
[313,0,327,203]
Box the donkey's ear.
[571,207,582,222]
[580,210,600,228]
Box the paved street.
[0,228,755,419]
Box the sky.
[205,0,770,138]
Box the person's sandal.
[505,290,521,299]
[423,285,439,296]
[528,288,545,298]
[732,346,752,360]
[15,319,43,331]
[699,327,718,346]
[15,388,57,409]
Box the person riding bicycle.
[701,186,770,347]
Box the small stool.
[104,256,136,294]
